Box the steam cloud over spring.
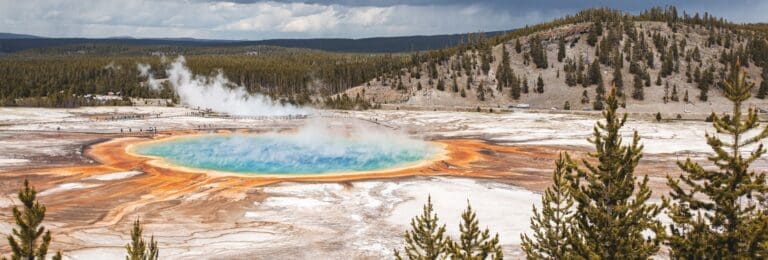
[133,119,441,174]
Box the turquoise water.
[132,134,439,174]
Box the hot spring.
[130,133,443,175]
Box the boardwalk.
[0,111,402,137]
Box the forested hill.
[343,7,768,114]
[0,30,512,54]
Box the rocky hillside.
[343,8,768,114]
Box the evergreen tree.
[595,81,606,98]
[522,76,529,94]
[126,218,159,260]
[569,88,664,258]
[417,82,423,91]
[452,78,459,93]
[588,59,601,85]
[395,196,451,259]
[643,69,652,87]
[558,37,567,62]
[592,94,604,111]
[587,23,600,47]
[536,75,545,94]
[565,69,577,87]
[665,61,768,259]
[563,101,571,110]
[684,90,689,102]
[437,79,445,91]
[594,21,603,36]
[430,61,439,80]
[7,179,62,260]
[698,67,713,101]
[661,50,674,77]
[671,84,679,101]
[691,46,701,62]
[477,82,486,101]
[759,80,768,100]
[694,66,702,83]
[466,77,472,90]
[449,203,503,260]
[758,66,768,99]
[510,75,521,100]
[481,50,492,75]
[521,153,583,259]
[632,74,644,100]
[529,36,549,69]
[496,46,514,92]
[581,90,590,104]
[613,65,623,96]
[655,74,662,86]
[515,38,522,54]
[460,88,466,98]
[646,52,655,69]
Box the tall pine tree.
[7,179,62,260]
[126,218,159,260]
[536,75,545,94]
[632,74,644,100]
[395,196,450,259]
[510,74,521,100]
[557,37,566,62]
[449,202,503,260]
[665,60,768,259]
[477,82,486,101]
[671,84,680,102]
[613,65,623,96]
[569,87,664,258]
[521,153,584,259]
[588,59,602,85]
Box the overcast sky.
[1,0,766,40]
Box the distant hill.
[245,32,512,53]
[0,30,512,54]
[0,33,42,39]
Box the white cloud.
[0,0,759,40]
[348,6,392,27]
[280,8,339,32]
[0,0,525,39]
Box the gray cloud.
[0,0,765,40]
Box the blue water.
[132,134,439,174]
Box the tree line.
[0,48,408,108]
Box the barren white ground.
[0,106,760,259]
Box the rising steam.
[135,117,440,174]
[137,63,162,91]
[139,56,308,116]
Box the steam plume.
[137,63,161,91]
[141,56,309,116]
